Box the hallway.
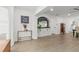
[12,33,79,52]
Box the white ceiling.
[15,6,79,16]
[15,6,39,12]
[38,6,79,16]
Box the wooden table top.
[0,40,10,52]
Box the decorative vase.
[23,24,27,31]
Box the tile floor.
[12,33,79,52]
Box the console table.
[17,30,32,41]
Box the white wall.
[51,16,66,34]
[0,6,15,46]
[0,7,9,40]
[50,15,79,34]
[15,8,37,41]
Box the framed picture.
[21,16,29,23]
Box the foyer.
[0,6,79,52]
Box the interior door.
[60,23,65,34]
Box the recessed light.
[68,13,71,16]
[50,8,54,11]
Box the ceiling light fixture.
[50,8,54,11]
